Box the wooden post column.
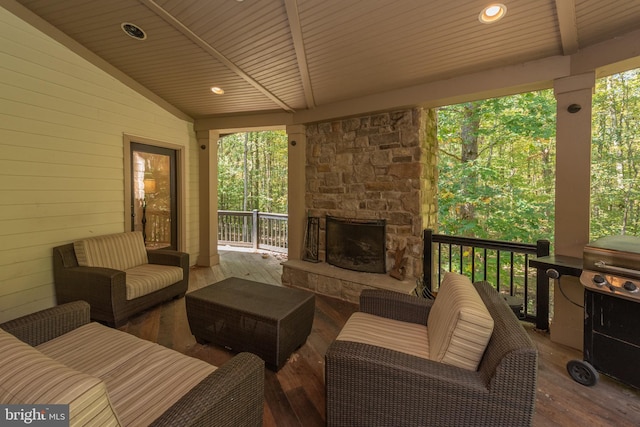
[551,72,595,350]
[197,129,220,266]
[286,124,306,261]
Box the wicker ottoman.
[186,277,315,370]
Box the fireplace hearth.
[325,216,386,273]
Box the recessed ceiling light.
[211,87,225,95]
[121,23,146,40]
[479,3,507,24]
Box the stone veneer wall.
[305,107,438,281]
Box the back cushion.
[0,328,122,426]
[427,272,494,371]
[74,231,148,271]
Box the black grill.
[568,235,640,389]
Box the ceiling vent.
[121,23,147,40]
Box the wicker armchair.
[325,281,538,427]
[53,233,189,327]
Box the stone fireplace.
[282,107,438,302]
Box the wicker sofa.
[0,301,264,426]
[325,276,538,427]
[53,231,189,327]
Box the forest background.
[217,69,640,246]
[217,130,288,214]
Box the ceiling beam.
[139,0,295,113]
[555,0,579,55]
[284,0,315,109]
[572,28,640,77]
[195,112,293,132]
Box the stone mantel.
[281,260,416,304]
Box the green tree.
[217,131,288,213]
[591,69,640,237]
[437,90,556,243]
[438,68,640,243]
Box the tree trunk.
[458,102,481,225]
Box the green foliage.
[217,131,288,213]
[437,68,640,245]
[591,69,640,238]
[437,90,556,244]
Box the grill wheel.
[567,359,599,387]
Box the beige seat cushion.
[125,264,184,300]
[336,312,430,360]
[36,322,155,377]
[0,328,121,426]
[74,231,148,271]
[427,272,494,371]
[37,322,216,427]
[101,345,216,426]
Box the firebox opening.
[325,216,386,273]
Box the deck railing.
[423,229,551,330]
[218,210,288,253]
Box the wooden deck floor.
[120,249,640,426]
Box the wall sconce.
[143,178,156,194]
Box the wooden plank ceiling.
[8,0,640,120]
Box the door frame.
[123,134,186,252]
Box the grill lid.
[583,235,640,278]
[581,235,640,301]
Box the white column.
[286,124,306,260]
[197,129,220,266]
[554,72,595,257]
[551,72,595,350]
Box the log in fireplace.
[325,216,386,273]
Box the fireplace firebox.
[325,216,386,273]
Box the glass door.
[130,142,178,250]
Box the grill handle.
[594,260,640,277]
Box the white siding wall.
[0,7,200,322]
